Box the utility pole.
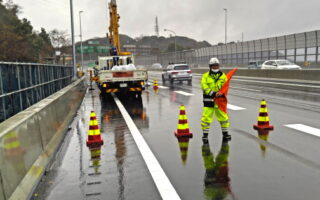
[70,0,76,79]
[79,11,84,72]
[155,16,159,37]
[223,8,228,44]
[164,28,177,63]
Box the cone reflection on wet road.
[177,137,190,165]
[257,129,270,157]
[202,139,233,199]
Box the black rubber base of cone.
[174,131,193,138]
[253,124,274,131]
[86,140,104,148]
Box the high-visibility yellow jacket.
[201,71,228,107]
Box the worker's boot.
[222,131,231,141]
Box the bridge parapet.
[0,77,86,200]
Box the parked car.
[162,63,192,84]
[261,60,302,69]
[152,63,163,69]
[248,60,264,69]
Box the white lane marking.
[227,104,246,110]
[158,86,168,89]
[230,86,261,92]
[285,124,320,138]
[113,94,181,200]
[174,91,194,96]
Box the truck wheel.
[188,79,192,85]
[162,75,166,84]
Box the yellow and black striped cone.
[174,105,193,138]
[253,99,274,130]
[86,111,104,148]
[153,80,159,90]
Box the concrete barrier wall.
[0,77,86,200]
[184,68,320,81]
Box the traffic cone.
[87,111,104,148]
[253,99,274,130]
[177,137,190,165]
[174,105,193,138]
[153,80,159,90]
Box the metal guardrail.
[0,62,73,123]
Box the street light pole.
[70,0,76,79]
[79,11,84,72]
[164,28,177,63]
[223,8,227,44]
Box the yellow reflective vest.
[201,71,228,107]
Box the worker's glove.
[215,92,224,97]
[208,91,216,98]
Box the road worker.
[201,57,231,140]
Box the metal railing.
[0,63,73,123]
[135,30,320,68]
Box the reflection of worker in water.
[202,138,232,200]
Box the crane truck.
[93,0,148,97]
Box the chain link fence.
[0,63,73,123]
[136,30,320,68]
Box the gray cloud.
[13,0,320,45]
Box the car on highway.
[248,60,264,69]
[261,59,302,69]
[152,63,163,69]
[162,63,192,84]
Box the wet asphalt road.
[32,72,320,200]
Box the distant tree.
[49,29,70,49]
[0,1,54,62]
[166,43,185,52]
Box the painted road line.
[158,86,169,89]
[174,91,194,96]
[230,86,261,92]
[227,104,246,110]
[285,124,320,138]
[113,94,181,200]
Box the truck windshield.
[174,65,189,70]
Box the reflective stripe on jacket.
[201,71,228,107]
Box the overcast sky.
[13,0,320,45]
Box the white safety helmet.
[209,57,220,65]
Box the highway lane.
[32,73,320,200]
[146,71,320,200]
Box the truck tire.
[188,79,192,85]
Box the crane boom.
[107,0,131,56]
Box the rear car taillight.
[171,72,178,75]
[187,70,192,73]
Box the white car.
[162,64,192,84]
[152,63,162,69]
[261,60,302,69]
